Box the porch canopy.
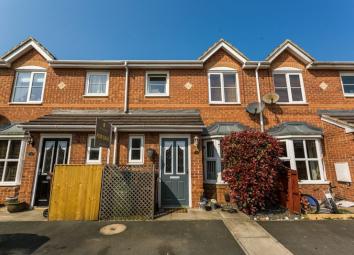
[267,121,323,137]
[202,122,248,136]
[319,110,354,133]
[20,109,205,132]
[0,123,26,136]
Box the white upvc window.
[204,139,224,183]
[208,70,240,104]
[0,139,25,185]
[340,73,354,97]
[85,71,109,96]
[145,71,169,96]
[86,135,102,164]
[128,135,144,164]
[12,71,46,103]
[273,69,306,104]
[279,139,325,183]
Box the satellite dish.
[262,92,280,104]
[246,102,265,114]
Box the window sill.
[344,94,354,98]
[204,180,226,185]
[82,95,108,98]
[276,102,308,105]
[208,102,241,105]
[127,162,144,165]
[0,183,20,187]
[298,180,330,185]
[8,102,43,105]
[145,95,169,98]
[86,161,102,165]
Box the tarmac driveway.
[0,220,244,255]
[260,220,354,255]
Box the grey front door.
[161,138,189,207]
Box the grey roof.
[0,123,26,135]
[319,109,354,128]
[203,122,248,136]
[267,122,323,137]
[21,109,204,132]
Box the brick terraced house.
[1,37,354,208]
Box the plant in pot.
[5,196,27,213]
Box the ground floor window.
[0,139,24,184]
[128,135,144,164]
[86,135,101,164]
[203,139,223,183]
[279,139,325,182]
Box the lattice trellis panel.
[99,164,156,221]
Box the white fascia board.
[267,42,314,64]
[200,42,248,64]
[321,115,354,133]
[4,41,54,62]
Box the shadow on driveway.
[0,233,49,255]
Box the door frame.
[159,134,191,208]
[30,134,72,208]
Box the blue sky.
[1,0,354,61]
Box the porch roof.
[203,122,248,136]
[267,122,323,137]
[0,123,26,136]
[319,110,354,133]
[20,109,205,132]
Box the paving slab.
[0,207,46,222]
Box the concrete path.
[0,207,46,222]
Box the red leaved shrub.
[222,130,284,215]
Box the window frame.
[0,139,25,186]
[279,138,326,184]
[273,69,306,104]
[86,135,102,164]
[208,70,240,104]
[84,71,110,96]
[203,138,224,184]
[11,70,47,104]
[340,72,354,97]
[128,135,144,165]
[145,71,169,97]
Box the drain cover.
[100,224,127,235]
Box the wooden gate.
[48,165,103,221]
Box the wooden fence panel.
[48,165,103,221]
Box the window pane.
[306,140,317,158]
[274,74,286,88]
[30,73,45,102]
[210,74,221,87]
[224,87,237,102]
[210,88,222,101]
[148,84,166,94]
[42,141,55,173]
[342,76,354,84]
[8,140,21,159]
[0,162,4,181]
[275,88,289,102]
[0,141,8,159]
[206,141,215,157]
[13,72,30,102]
[291,87,303,101]
[4,162,18,182]
[309,161,320,180]
[88,74,107,94]
[279,141,287,157]
[296,161,308,180]
[29,87,43,101]
[165,145,172,173]
[207,160,217,180]
[131,149,141,160]
[56,141,67,164]
[293,140,305,158]
[89,149,100,161]
[223,74,236,88]
[148,75,167,94]
[343,85,354,94]
[132,138,141,149]
[289,75,301,87]
[177,145,184,173]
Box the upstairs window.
[128,135,144,164]
[273,70,305,103]
[340,73,354,96]
[86,135,101,164]
[12,71,46,103]
[208,70,239,104]
[146,72,169,96]
[85,72,109,96]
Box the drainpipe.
[255,62,264,132]
[124,61,129,113]
[113,127,118,165]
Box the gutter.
[255,62,264,132]
[124,61,129,113]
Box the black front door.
[160,138,189,207]
[35,138,70,206]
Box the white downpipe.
[255,62,264,132]
[124,61,129,113]
[113,127,118,165]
